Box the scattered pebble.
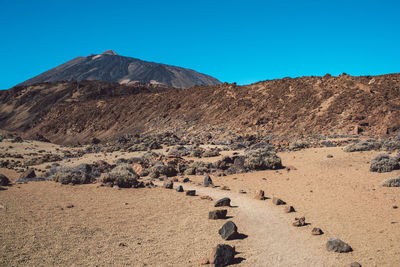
[293,217,306,227]
[311,227,324,235]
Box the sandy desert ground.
[1,140,400,266]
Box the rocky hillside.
[17,50,222,89]
[0,80,169,132]
[1,73,399,144]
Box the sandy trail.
[159,181,349,267]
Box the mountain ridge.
[1,73,400,144]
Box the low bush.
[101,164,139,188]
[381,177,400,187]
[370,154,399,173]
[244,149,282,170]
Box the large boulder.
[370,154,399,173]
[326,238,352,253]
[209,244,235,267]
[218,221,238,240]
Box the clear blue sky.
[1,0,399,89]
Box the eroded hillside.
[1,73,399,144]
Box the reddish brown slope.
[21,73,400,144]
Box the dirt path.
[167,181,353,267]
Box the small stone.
[327,154,334,158]
[186,190,196,196]
[284,206,295,213]
[218,221,238,240]
[326,238,352,253]
[209,209,227,220]
[182,177,190,183]
[119,242,127,247]
[254,190,265,200]
[200,195,213,201]
[311,227,324,235]
[199,258,209,265]
[239,190,246,194]
[215,197,231,207]
[204,174,213,187]
[393,205,398,209]
[66,204,74,208]
[350,262,361,267]
[272,197,285,205]
[293,217,306,227]
[163,180,173,189]
[221,186,230,190]
[176,185,184,192]
[209,244,235,266]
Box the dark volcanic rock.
[218,221,238,240]
[209,244,235,267]
[272,197,285,205]
[215,197,231,207]
[209,210,228,220]
[311,227,324,235]
[185,190,196,196]
[326,238,353,253]
[254,190,265,200]
[293,217,306,227]
[0,174,10,186]
[176,185,184,192]
[284,206,295,213]
[203,174,213,187]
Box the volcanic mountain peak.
[100,50,118,56]
[17,51,221,89]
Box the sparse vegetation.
[244,149,282,170]
[343,141,379,152]
[101,164,140,188]
[381,177,400,187]
[370,154,399,173]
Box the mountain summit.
[18,50,221,89]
